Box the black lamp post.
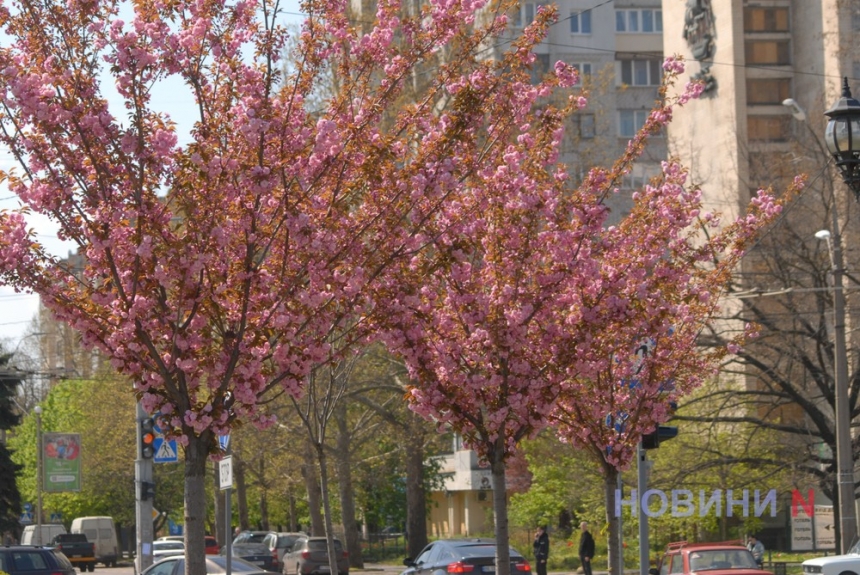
[825,77,860,199]
[823,76,860,554]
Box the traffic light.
[140,481,156,501]
[641,426,678,449]
[139,417,156,459]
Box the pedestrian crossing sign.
[153,437,179,463]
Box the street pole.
[638,444,649,575]
[819,221,857,553]
[35,405,42,546]
[135,402,154,572]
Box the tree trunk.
[334,407,364,568]
[214,462,226,547]
[184,432,211,575]
[303,440,324,536]
[259,459,270,531]
[236,459,249,530]
[604,466,623,575]
[404,427,429,557]
[288,489,298,532]
[491,438,511,575]
[314,442,341,575]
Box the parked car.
[223,541,275,571]
[70,517,119,568]
[283,536,349,575]
[263,532,304,572]
[234,531,273,545]
[152,541,186,560]
[650,541,773,575]
[400,539,531,575]
[205,536,221,555]
[21,524,67,546]
[802,539,860,575]
[141,556,272,575]
[51,533,97,572]
[0,545,77,575]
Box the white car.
[152,540,186,559]
[802,541,860,575]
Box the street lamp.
[813,226,855,553]
[34,405,43,546]
[825,77,860,199]
[784,94,858,554]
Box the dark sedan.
[0,546,77,575]
[401,539,531,575]
[142,555,273,575]
[223,542,276,571]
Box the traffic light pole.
[135,402,154,573]
[638,443,650,575]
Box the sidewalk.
[358,564,641,575]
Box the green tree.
[0,352,23,534]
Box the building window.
[745,41,791,65]
[578,113,595,139]
[748,116,790,141]
[514,2,548,27]
[530,53,550,84]
[746,78,791,104]
[744,7,790,32]
[616,9,662,33]
[570,9,592,34]
[620,59,662,86]
[619,110,649,137]
[571,62,592,85]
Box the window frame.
[744,7,790,32]
[570,9,592,34]
[618,109,650,138]
[745,40,791,65]
[746,78,791,105]
[616,9,662,33]
[620,58,662,86]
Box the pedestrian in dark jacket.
[579,522,595,575]
[533,526,549,575]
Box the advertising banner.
[814,505,836,550]
[43,432,81,492]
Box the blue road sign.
[153,437,179,463]
[218,434,230,451]
[23,502,32,512]
[20,512,33,524]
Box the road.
[100,560,404,575]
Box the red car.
[205,536,221,555]
[651,541,772,575]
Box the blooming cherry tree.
[0,0,576,571]
[378,59,794,575]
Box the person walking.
[533,526,549,575]
[579,522,595,575]
[747,535,764,569]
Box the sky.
[0,1,304,351]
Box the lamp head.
[783,98,807,122]
[825,78,860,199]
[815,230,832,240]
[34,405,42,415]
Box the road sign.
[153,437,179,463]
[218,434,230,451]
[50,512,62,522]
[219,456,233,490]
[20,511,33,524]
[23,502,32,512]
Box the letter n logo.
[792,489,814,517]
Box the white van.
[21,524,67,545]
[70,516,118,567]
